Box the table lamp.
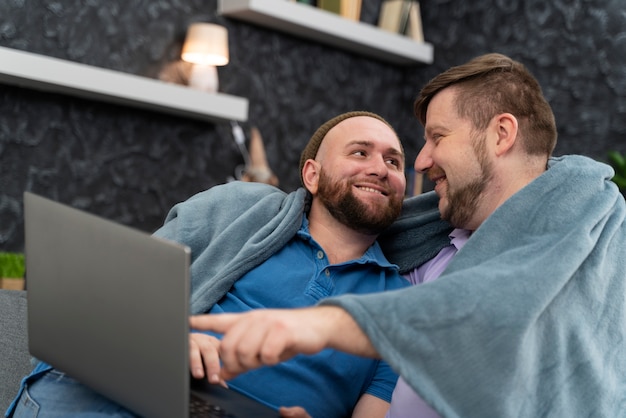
[180,23,229,93]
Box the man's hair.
[414,53,557,157]
[299,111,400,185]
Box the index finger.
[190,313,239,334]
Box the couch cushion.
[0,290,32,413]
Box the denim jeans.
[11,370,138,418]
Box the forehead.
[319,116,402,154]
[426,89,457,120]
[424,89,468,133]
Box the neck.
[470,155,548,230]
[307,201,378,264]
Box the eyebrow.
[424,125,438,136]
[424,124,450,139]
[345,140,405,158]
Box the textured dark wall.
[1,0,625,251]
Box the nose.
[368,155,389,178]
[414,143,433,173]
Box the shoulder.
[175,181,293,214]
[175,182,309,225]
[192,181,287,202]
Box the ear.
[302,159,321,194]
[493,113,518,157]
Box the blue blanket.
[155,182,307,314]
[324,155,626,417]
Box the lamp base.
[188,64,218,93]
[158,61,219,93]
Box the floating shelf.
[218,0,434,65]
[0,46,249,123]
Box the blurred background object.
[241,127,279,186]
[230,122,279,186]
[159,22,229,93]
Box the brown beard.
[316,168,403,235]
[441,133,493,227]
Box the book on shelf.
[341,0,362,21]
[291,0,317,5]
[317,0,362,21]
[378,0,424,42]
[317,0,341,14]
[378,0,409,33]
[405,1,424,42]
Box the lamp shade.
[181,23,229,66]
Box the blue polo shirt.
[206,215,410,417]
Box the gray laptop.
[23,191,279,418]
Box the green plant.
[607,150,626,193]
[0,252,25,278]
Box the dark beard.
[441,134,493,227]
[317,169,403,235]
[443,179,487,227]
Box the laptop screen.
[24,192,278,418]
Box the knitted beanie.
[298,111,395,185]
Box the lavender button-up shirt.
[386,228,471,418]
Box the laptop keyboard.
[190,393,236,418]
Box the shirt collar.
[449,228,471,251]
[297,214,398,270]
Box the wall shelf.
[0,46,249,123]
[218,0,434,65]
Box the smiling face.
[415,88,494,230]
[303,116,406,235]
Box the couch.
[0,290,32,414]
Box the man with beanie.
[8,111,411,418]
